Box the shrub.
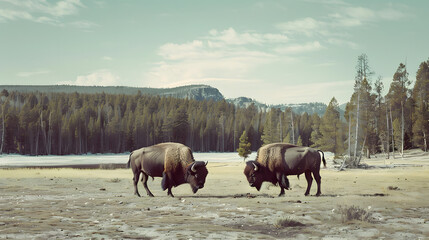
[108,178,121,183]
[274,217,305,228]
[337,205,373,223]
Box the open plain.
[1,150,428,239]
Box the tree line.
[0,56,428,158]
[0,89,320,155]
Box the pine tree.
[261,108,280,145]
[237,130,251,161]
[386,63,412,156]
[314,97,344,157]
[412,59,429,151]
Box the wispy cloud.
[147,28,289,88]
[207,28,289,46]
[1,0,83,17]
[276,17,326,36]
[0,0,96,29]
[59,69,119,86]
[17,70,50,77]
[275,41,323,54]
[69,20,98,30]
[276,4,407,48]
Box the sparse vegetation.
[337,205,373,223]
[388,186,400,190]
[273,217,305,228]
[108,178,121,183]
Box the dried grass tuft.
[337,205,373,223]
[274,217,305,228]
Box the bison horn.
[191,162,197,173]
[252,162,258,171]
[205,161,208,166]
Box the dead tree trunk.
[290,110,295,145]
[47,112,52,155]
[390,104,395,159]
[424,131,427,152]
[353,90,360,163]
[401,101,404,157]
[279,114,283,142]
[386,105,390,159]
[348,112,351,158]
[0,109,4,155]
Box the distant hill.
[227,97,328,116]
[227,97,270,112]
[0,84,224,102]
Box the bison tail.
[127,152,133,169]
[318,150,326,168]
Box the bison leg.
[133,171,141,197]
[167,187,174,197]
[313,171,322,196]
[276,173,289,197]
[304,170,313,196]
[141,173,154,197]
[161,172,175,197]
[161,172,169,191]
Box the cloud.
[0,8,32,21]
[276,17,325,36]
[275,4,407,51]
[207,27,288,46]
[275,41,323,54]
[0,0,93,28]
[60,69,119,86]
[17,70,50,77]
[102,56,113,61]
[1,0,83,17]
[378,8,405,20]
[330,6,406,28]
[159,40,205,60]
[147,28,288,88]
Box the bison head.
[243,161,264,191]
[186,161,208,193]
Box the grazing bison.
[127,142,208,197]
[244,143,326,197]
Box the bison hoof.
[304,193,309,196]
[316,193,321,197]
[135,193,141,197]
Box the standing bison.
[244,143,326,197]
[127,142,208,197]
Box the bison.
[244,143,326,197]
[127,142,208,197]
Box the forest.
[0,55,428,159]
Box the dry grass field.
[1,150,428,239]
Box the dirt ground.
[1,150,429,239]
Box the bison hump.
[164,146,194,173]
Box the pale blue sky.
[1,0,428,104]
